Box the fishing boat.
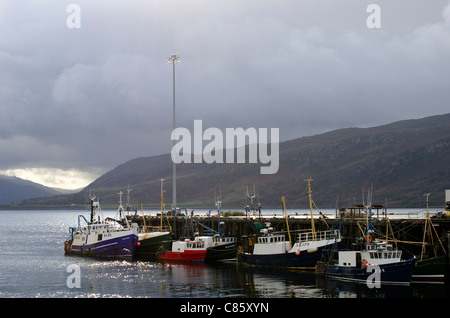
[205,235,239,263]
[135,180,173,258]
[317,192,416,285]
[237,178,342,269]
[64,195,139,258]
[237,223,341,269]
[318,241,417,285]
[156,236,207,262]
[413,255,449,283]
[135,230,173,258]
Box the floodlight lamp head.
[167,53,181,63]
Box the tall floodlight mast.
[167,53,180,213]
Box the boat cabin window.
[213,237,237,243]
[259,235,284,244]
[187,241,204,249]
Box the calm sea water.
[0,209,449,300]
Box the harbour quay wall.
[126,213,450,258]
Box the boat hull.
[237,243,336,270]
[205,242,239,263]
[135,232,173,258]
[323,258,417,285]
[65,233,138,258]
[157,249,207,262]
[412,255,449,283]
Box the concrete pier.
[127,212,450,258]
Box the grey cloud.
[0,0,449,180]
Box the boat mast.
[87,189,96,224]
[126,185,130,212]
[160,178,165,230]
[305,178,316,238]
[421,193,431,260]
[89,195,96,224]
[118,191,124,213]
[117,190,130,227]
[282,196,292,249]
[140,201,147,230]
[420,193,446,260]
[363,185,375,245]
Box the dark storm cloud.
[0,0,449,185]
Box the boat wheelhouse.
[157,237,207,262]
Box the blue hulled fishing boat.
[319,241,417,285]
[237,178,342,269]
[64,195,138,258]
[317,192,416,285]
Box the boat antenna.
[89,194,96,224]
[118,191,124,212]
[86,188,97,224]
[257,190,262,218]
[246,183,256,215]
[117,190,130,227]
[126,185,132,213]
[215,186,222,235]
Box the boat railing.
[140,225,171,233]
[297,229,340,243]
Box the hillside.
[10,113,450,209]
[0,175,62,204]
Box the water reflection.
[316,276,414,298]
[235,267,320,297]
[3,210,450,298]
[72,257,450,298]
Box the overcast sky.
[0,0,449,189]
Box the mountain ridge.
[0,175,62,204]
[4,113,450,209]
[84,113,450,209]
